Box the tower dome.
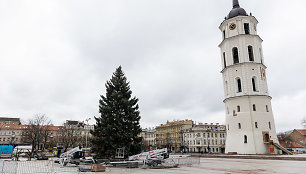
[227,0,248,19]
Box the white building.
[183,123,226,153]
[140,128,156,150]
[219,0,279,154]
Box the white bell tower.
[219,0,279,154]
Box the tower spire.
[233,0,240,8]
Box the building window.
[248,46,254,61]
[208,133,210,138]
[238,123,241,129]
[233,47,239,64]
[269,122,271,130]
[211,133,214,138]
[266,105,269,112]
[223,52,227,68]
[255,122,258,128]
[237,78,242,93]
[244,23,250,34]
[253,104,256,111]
[228,124,229,130]
[244,135,248,143]
[252,77,257,91]
[233,110,237,116]
[223,30,226,39]
[204,139,206,145]
[237,105,241,112]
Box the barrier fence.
[0,160,78,174]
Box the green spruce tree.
[91,66,142,159]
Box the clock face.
[229,23,236,30]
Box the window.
[223,30,226,39]
[203,133,206,137]
[244,23,250,34]
[237,78,242,93]
[255,122,258,128]
[253,104,256,111]
[238,123,241,129]
[223,52,227,68]
[208,133,210,138]
[237,105,241,112]
[269,122,271,130]
[211,133,214,138]
[266,105,269,112]
[233,110,237,116]
[228,125,229,131]
[244,135,248,143]
[252,77,257,91]
[233,47,239,64]
[248,46,254,61]
[204,139,206,145]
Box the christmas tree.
[91,66,142,159]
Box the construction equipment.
[59,146,85,166]
[128,148,169,167]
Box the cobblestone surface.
[2,157,306,174]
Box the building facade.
[183,123,226,153]
[140,128,156,150]
[156,120,193,152]
[0,117,21,125]
[219,0,279,154]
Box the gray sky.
[0,0,305,132]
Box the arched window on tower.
[244,135,248,143]
[232,47,239,64]
[223,52,227,68]
[248,46,254,61]
[244,23,250,34]
[252,77,257,92]
[237,105,241,112]
[253,104,256,111]
[236,78,242,93]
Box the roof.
[0,124,64,131]
[0,117,20,121]
[280,141,304,148]
[296,129,306,136]
[227,0,248,20]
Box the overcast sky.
[0,0,305,132]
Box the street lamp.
[85,118,91,148]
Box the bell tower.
[219,0,279,154]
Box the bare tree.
[21,114,52,155]
[57,127,82,152]
[301,117,306,128]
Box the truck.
[59,146,90,166]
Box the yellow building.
[156,120,193,152]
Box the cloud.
[0,0,305,133]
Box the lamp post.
[85,118,91,148]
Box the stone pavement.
[59,158,306,174]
